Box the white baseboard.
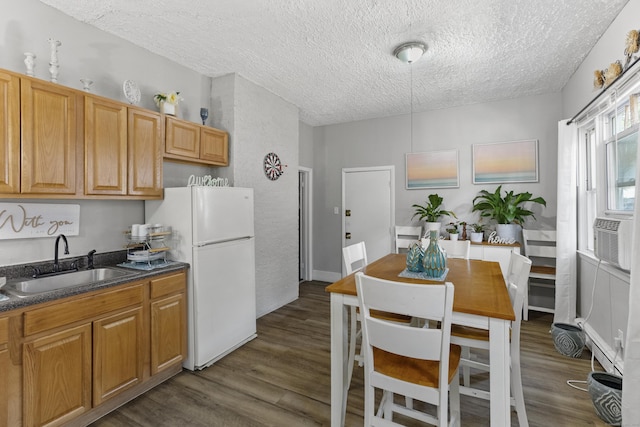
[313,270,342,283]
[576,318,624,376]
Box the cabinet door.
[93,306,144,406]
[21,79,81,195]
[151,293,186,374]
[0,317,8,426]
[0,71,20,193]
[165,116,199,158]
[128,108,163,197]
[200,127,229,165]
[23,324,92,427]
[85,96,128,195]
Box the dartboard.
[263,152,283,180]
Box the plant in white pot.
[411,194,457,237]
[469,223,485,243]
[472,185,546,243]
[446,222,459,241]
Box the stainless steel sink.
[3,268,135,298]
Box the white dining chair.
[342,242,411,392]
[430,239,471,259]
[356,272,461,427]
[450,251,532,427]
[522,229,557,321]
[341,241,368,390]
[394,225,422,253]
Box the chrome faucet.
[87,249,96,270]
[53,234,69,272]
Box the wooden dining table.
[325,253,515,427]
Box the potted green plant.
[472,185,546,242]
[445,222,459,241]
[469,223,485,243]
[412,194,457,236]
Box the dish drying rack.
[124,226,171,266]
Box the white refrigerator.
[145,186,256,370]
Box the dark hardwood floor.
[91,281,608,426]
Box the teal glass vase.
[422,230,447,278]
[406,241,424,272]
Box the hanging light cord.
[410,63,414,153]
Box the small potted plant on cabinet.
[472,185,546,242]
[446,222,459,241]
[469,223,485,243]
[412,194,457,236]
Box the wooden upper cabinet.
[85,95,128,195]
[0,71,20,193]
[165,116,199,159]
[85,98,163,198]
[21,78,81,195]
[128,108,163,197]
[164,116,228,166]
[201,126,229,165]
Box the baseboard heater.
[576,317,624,376]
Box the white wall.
[562,1,640,119]
[561,0,640,371]
[0,0,213,263]
[299,121,315,168]
[212,74,300,317]
[313,93,562,275]
[1,0,298,318]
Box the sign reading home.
[0,203,80,240]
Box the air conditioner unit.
[593,217,633,271]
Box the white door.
[342,167,395,276]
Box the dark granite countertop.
[0,250,189,313]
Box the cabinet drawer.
[150,272,186,299]
[24,284,144,336]
[0,317,7,345]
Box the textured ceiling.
[40,0,628,126]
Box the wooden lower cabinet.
[151,293,186,374]
[0,317,9,426]
[23,324,92,427]
[11,270,187,427]
[93,306,144,406]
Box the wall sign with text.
[0,203,80,240]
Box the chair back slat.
[356,273,454,362]
[395,226,422,253]
[343,241,368,275]
[522,229,557,261]
[438,239,471,259]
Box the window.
[578,125,597,251]
[605,98,637,213]
[576,81,639,254]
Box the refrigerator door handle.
[195,236,253,247]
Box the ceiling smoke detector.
[394,42,427,64]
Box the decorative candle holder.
[24,52,36,77]
[80,78,93,92]
[48,38,62,83]
[200,108,209,125]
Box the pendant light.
[394,42,427,152]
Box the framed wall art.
[406,149,459,189]
[472,139,539,184]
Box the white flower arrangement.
[153,91,183,107]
